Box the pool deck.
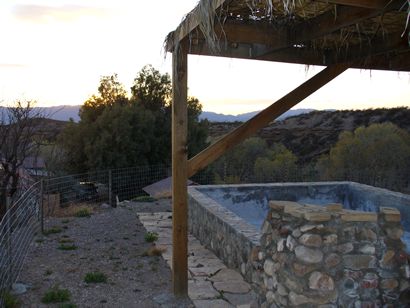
[138,212,258,308]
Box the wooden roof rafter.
[166,0,409,71]
[313,0,396,9]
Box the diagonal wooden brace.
[188,63,349,177]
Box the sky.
[0,0,409,115]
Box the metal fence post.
[40,179,44,233]
[5,195,12,289]
[108,170,113,207]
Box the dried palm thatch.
[166,0,409,71]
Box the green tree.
[254,143,298,182]
[131,65,172,111]
[212,137,269,183]
[59,65,208,173]
[316,122,410,190]
[80,74,128,123]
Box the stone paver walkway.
[138,212,257,308]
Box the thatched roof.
[166,0,410,71]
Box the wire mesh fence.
[0,182,41,305]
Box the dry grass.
[47,203,95,218]
[143,245,167,257]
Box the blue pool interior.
[197,182,410,253]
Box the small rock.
[295,246,323,264]
[261,221,272,234]
[325,253,341,268]
[343,255,377,270]
[299,233,322,247]
[258,251,265,261]
[285,277,303,292]
[100,203,111,209]
[381,250,395,267]
[359,245,375,255]
[266,291,274,303]
[385,227,404,240]
[323,234,338,245]
[265,276,278,290]
[360,228,377,241]
[277,283,288,296]
[273,292,288,306]
[293,262,316,276]
[286,235,297,251]
[11,283,29,295]
[309,271,335,291]
[292,228,302,238]
[336,243,354,254]
[289,291,310,306]
[380,278,399,290]
[264,259,276,276]
[361,273,379,289]
[300,224,324,233]
[277,238,286,252]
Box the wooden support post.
[172,42,188,297]
[188,63,349,177]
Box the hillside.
[0,118,69,142]
[208,107,410,164]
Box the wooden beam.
[172,42,188,297]
[187,63,349,177]
[313,0,392,9]
[290,0,401,47]
[188,33,410,71]
[189,0,400,56]
[166,0,228,52]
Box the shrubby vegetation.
[212,137,298,183]
[317,122,410,191]
[210,122,410,193]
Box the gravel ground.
[16,199,193,308]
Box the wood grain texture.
[172,43,188,297]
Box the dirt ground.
[16,199,193,308]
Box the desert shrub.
[254,143,298,183]
[3,290,19,308]
[74,208,91,218]
[58,244,77,251]
[144,232,158,243]
[41,287,70,303]
[317,123,410,191]
[84,272,107,283]
[43,226,62,235]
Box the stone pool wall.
[188,187,260,282]
[253,200,410,307]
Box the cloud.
[12,4,110,23]
[0,64,27,69]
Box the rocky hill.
[208,107,410,164]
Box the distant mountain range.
[199,109,315,122]
[0,105,81,123]
[0,105,316,123]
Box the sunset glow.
[0,0,409,114]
